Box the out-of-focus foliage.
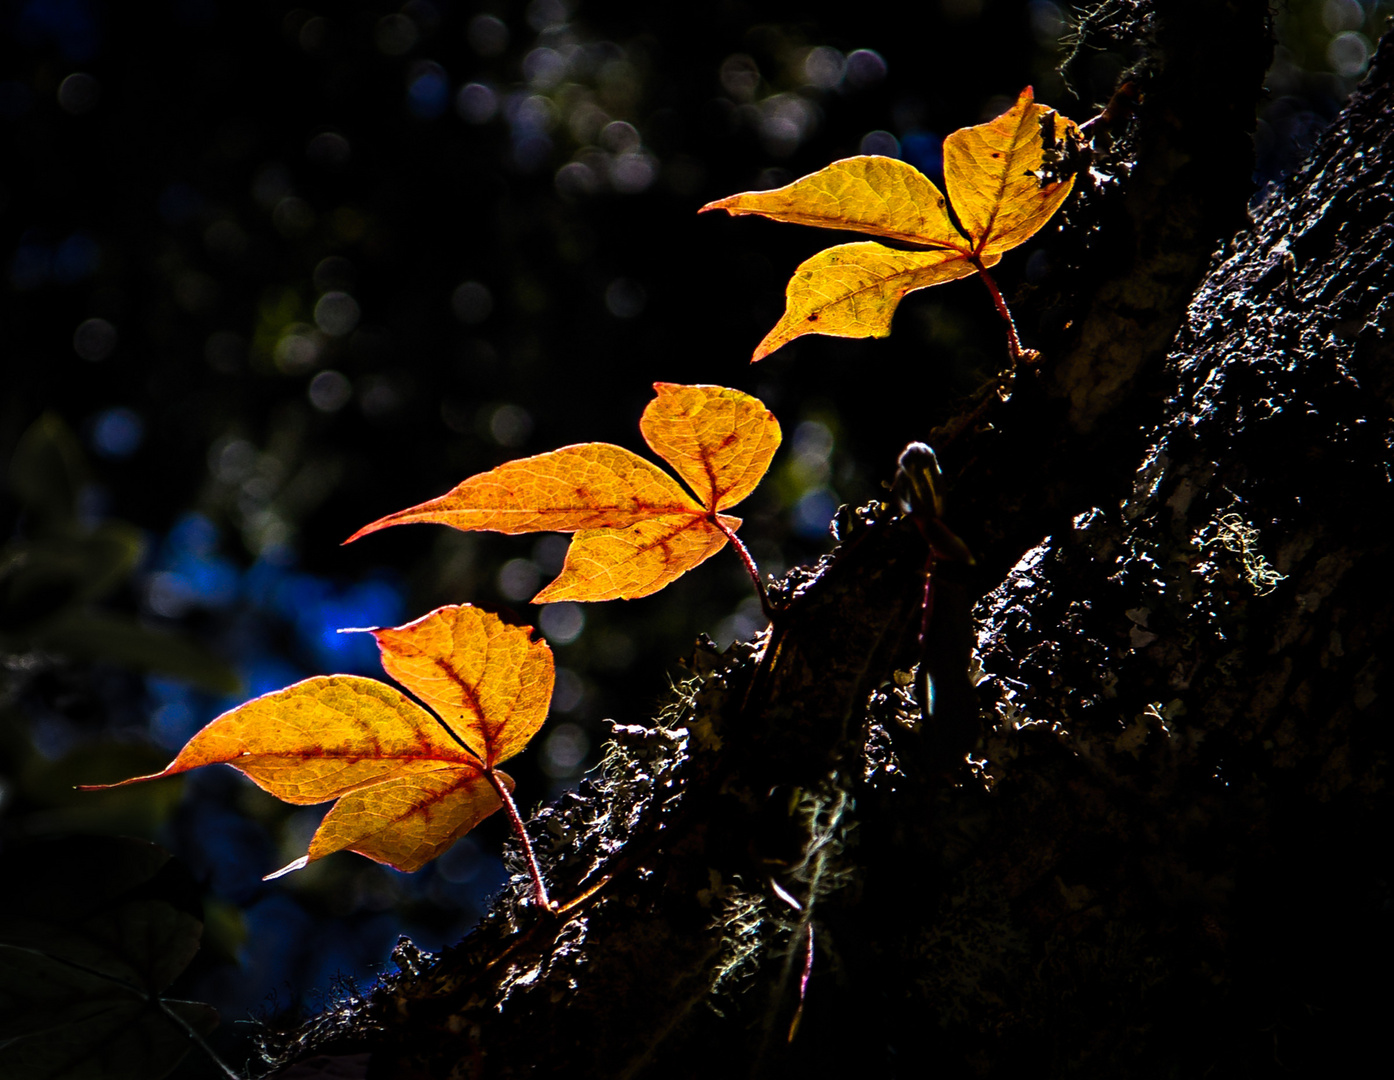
[1258,0,1392,187]
[0,835,220,1080]
[2,415,239,691]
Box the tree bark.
[261,8,1394,1078]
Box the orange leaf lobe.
[371,604,553,768]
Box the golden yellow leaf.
[348,383,781,602]
[85,676,478,802]
[702,87,1079,360]
[295,766,512,876]
[84,606,553,876]
[944,86,1078,257]
[535,513,739,603]
[347,444,699,537]
[371,604,554,768]
[701,155,965,249]
[638,382,781,510]
[751,242,999,362]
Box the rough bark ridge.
[260,6,1393,1078]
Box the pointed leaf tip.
[344,513,396,545]
[264,856,309,881]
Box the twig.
[554,872,614,914]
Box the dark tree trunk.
[263,8,1394,1078]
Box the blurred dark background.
[1,0,1383,1075]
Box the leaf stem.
[485,767,554,911]
[975,262,1033,365]
[714,516,772,618]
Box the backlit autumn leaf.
[701,87,1079,360]
[84,605,553,877]
[372,604,553,768]
[347,383,781,602]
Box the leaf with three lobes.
[701,87,1079,360]
[347,382,781,602]
[84,605,553,876]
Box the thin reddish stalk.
[485,767,553,911]
[975,262,1026,364]
[715,516,772,618]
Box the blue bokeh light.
[90,406,143,458]
[407,62,450,119]
[792,488,840,540]
[241,654,308,700]
[182,790,279,904]
[900,131,943,178]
